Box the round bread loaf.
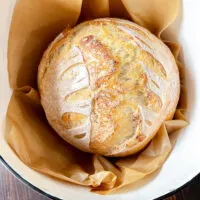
[38,18,180,157]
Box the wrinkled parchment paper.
[6,0,188,194]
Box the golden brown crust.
[38,18,180,157]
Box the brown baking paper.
[6,0,188,194]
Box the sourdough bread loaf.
[38,18,180,157]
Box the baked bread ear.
[38,18,180,157]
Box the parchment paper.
[6,0,188,193]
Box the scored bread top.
[38,18,180,157]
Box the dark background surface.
[0,162,200,200]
